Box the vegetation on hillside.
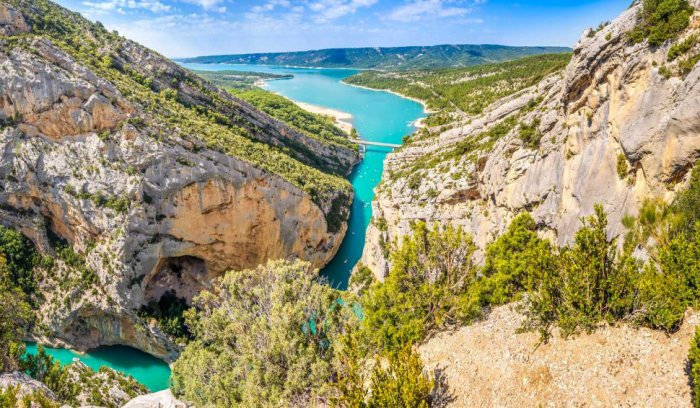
[0,235,147,407]
[5,0,354,212]
[343,53,571,122]
[180,44,572,70]
[689,327,700,407]
[192,71,355,150]
[628,0,695,47]
[190,69,292,89]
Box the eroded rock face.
[0,371,57,401]
[362,0,700,280]
[0,0,357,361]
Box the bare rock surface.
[0,371,57,401]
[420,304,700,407]
[122,390,188,408]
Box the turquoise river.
[28,64,426,391]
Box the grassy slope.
[180,44,572,70]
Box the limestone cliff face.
[0,1,359,361]
[362,0,700,279]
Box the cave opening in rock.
[140,256,209,340]
[144,256,209,306]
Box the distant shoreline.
[292,101,354,134]
[341,82,436,127]
[178,61,367,71]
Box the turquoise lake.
[31,64,425,390]
[24,342,171,391]
[181,63,426,289]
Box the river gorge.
[31,64,426,390]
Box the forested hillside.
[192,70,352,147]
[190,69,292,89]
[180,44,572,70]
[345,53,572,126]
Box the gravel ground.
[419,304,700,407]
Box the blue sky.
[53,0,631,58]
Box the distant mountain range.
[179,44,573,70]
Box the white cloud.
[82,0,171,14]
[308,0,378,23]
[388,0,472,22]
[179,0,227,12]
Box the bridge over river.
[351,139,401,150]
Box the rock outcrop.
[123,390,188,408]
[0,371,57,401]
[0,0,359,361]
[362,0,700,279]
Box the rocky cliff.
[362,0,700,279]
[0,0,359,361]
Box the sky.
[53,0,632,58]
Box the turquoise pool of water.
[24,342,171,392]
[181,63,426,289]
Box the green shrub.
[0,226,40,296]
[690,327,700,407]
[668,34,698,60]
[481,213,555,305]
[523,205,641,341]
[628,0,695,47]
[332,335,433,408]
[617,153,629,178]
[519,118,542,149]
[360,222,477,354]
[171,259,356,406]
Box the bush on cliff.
[171,259,357,406]
[629,0,695,47]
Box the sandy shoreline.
[293,101,354,134]
[342,82,436,114]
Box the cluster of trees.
[190,70,293,90]
[628,0,694,47]
[229,88,356,150]
[344,53,570,119]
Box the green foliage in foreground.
[690,327,700,407]
[359,222,478,353]
[0,386,59,408]
[343,53,571,118]
[171,259,357,406]
[332,335,434,408]
[628,0,695,47]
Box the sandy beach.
[293,101,354,134]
